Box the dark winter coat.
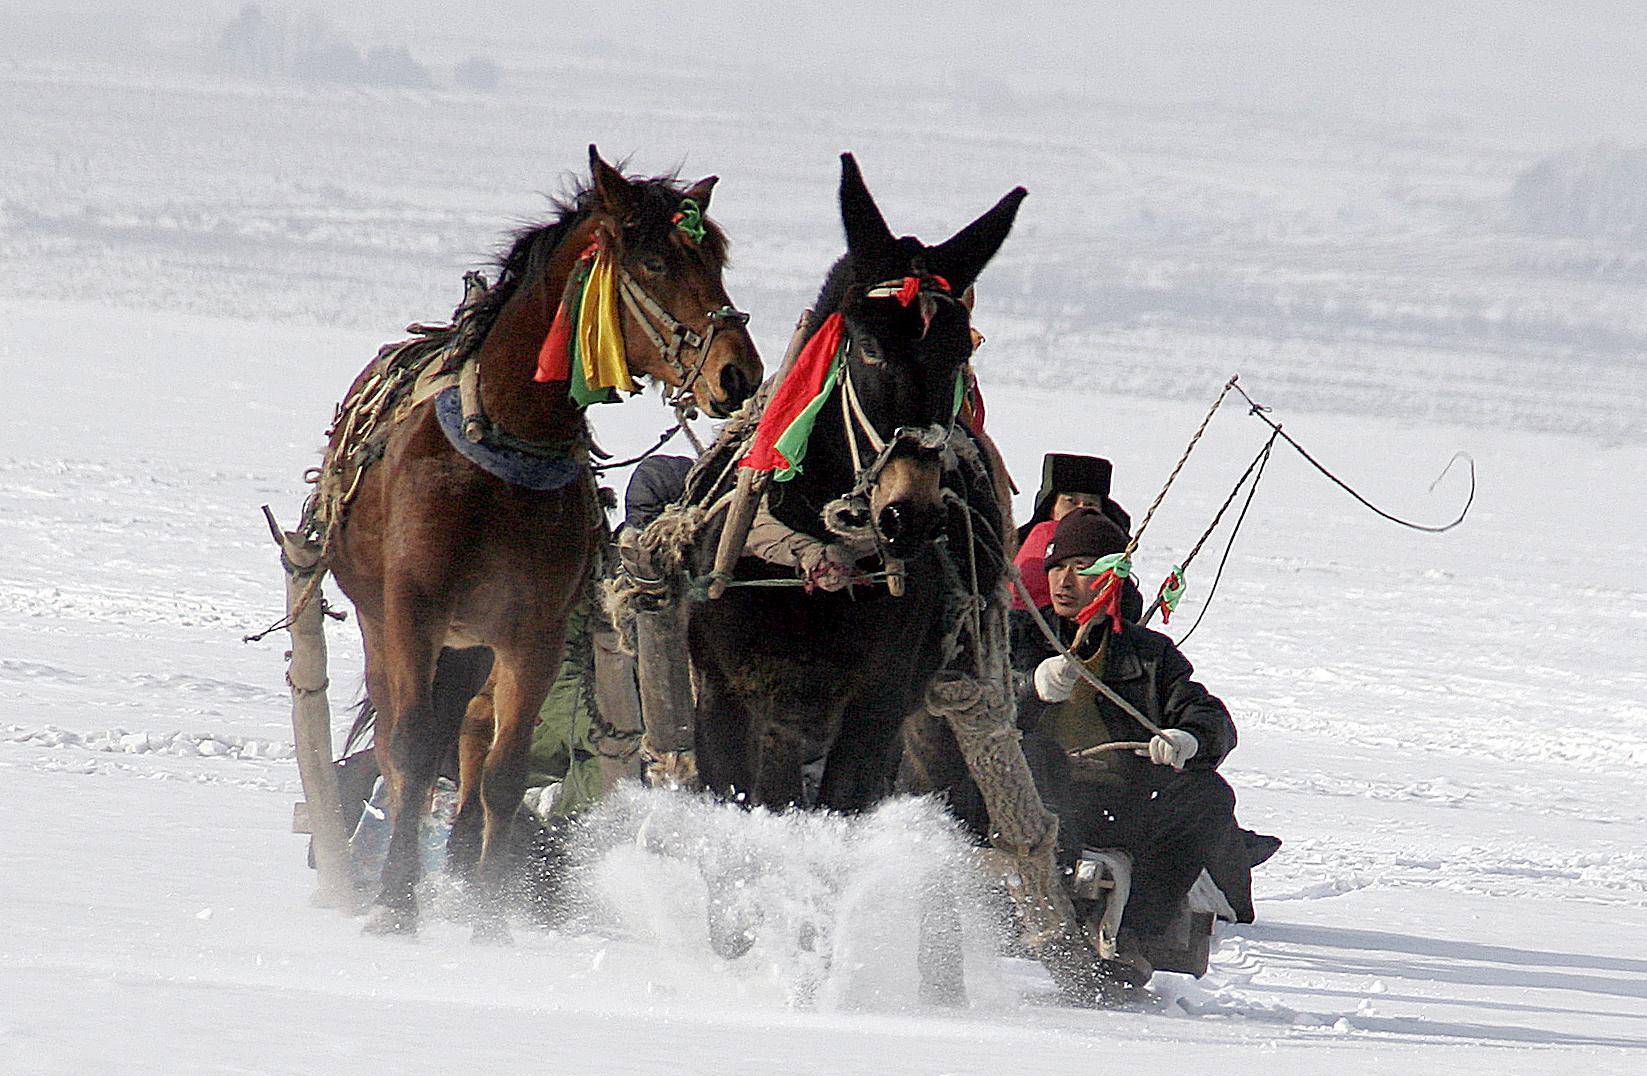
[1014,618,1237,773]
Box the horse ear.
[839,153,894,260]
[929,187,1027,292]
[682,174,718,212]
[588,144,635,217]
[959,285,976,312]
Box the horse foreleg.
[749,711,809,810]
[472,649,558,941]
[818,691,909,814]
[693,666,752,800]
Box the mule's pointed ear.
[959,285,976,312]
[930,187,1027,292]
[839,152,894,259]
[682,174,718,211]
[589,144,635,217]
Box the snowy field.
[3,5,1645,1073]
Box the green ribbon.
[770,354,843,481]
[1159,564,1186,616]
[673,198,707,244]
[1077,552,1132,579]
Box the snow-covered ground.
[3,9,1645,1073]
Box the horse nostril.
[878,504,905,541]
[719,363,753,406]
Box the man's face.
[1052,492,1104,521]
[1047,555,1102,618]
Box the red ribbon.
[892,274,951,307]
[532,242,602,384]
[1074,571,1127,634]
[740,313,845,474]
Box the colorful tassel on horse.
[577,248,632,395]
[741,313,847,480]
[671,198,707,244]
[533,263,584,385]
[1075,552,1133,634]
[533,245,633,404]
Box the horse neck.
[475,245,588,445]
[772,383,859,537]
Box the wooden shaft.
[634,599,696,758]
[707,467,766,599]
[277,526,354,908]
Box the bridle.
[615,268,750,415]
[821,273,966,545]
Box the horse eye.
[641,256,666,275]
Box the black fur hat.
[1017,453,1130,540]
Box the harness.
[819,273,965,545]
[615,268,749,415]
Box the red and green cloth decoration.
[671,198,707,244]
[1075,552,1133,634]
[741,274,973,481]
[1155,564,1187,623]
[533,243,636,407]
[740,312,847,480]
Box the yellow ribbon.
[577,249,634,393]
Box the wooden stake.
[265,508,354,908]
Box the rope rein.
[1123,375,1238,561]
[1139,427,1280,627]
[1011,570,1167,742]
[1174,432,1274,645]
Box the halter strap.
[615,266,749,414]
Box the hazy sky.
[10,1,1647,144]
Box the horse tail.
[340,693,376,758]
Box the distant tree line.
[215,4,500,92]
[1511,143,1647,241]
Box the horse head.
[584,146,762,417]
[823,152,1025,557]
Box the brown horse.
[328,147,761,936]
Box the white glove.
[1034,655,1083,703]
[1144,728,1199,770]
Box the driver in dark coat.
[1016,507,1274,938]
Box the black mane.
[465,173,729,346]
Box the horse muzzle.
[875,498,945,558]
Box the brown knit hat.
[1043,507,1128,569]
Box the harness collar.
[434,388,586,491]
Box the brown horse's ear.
[959,285,976,312]
[839,152,894,261]
[682,174,718,212]
[589,144,635,218]
[929,186,1027,293]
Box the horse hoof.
[362,904,417,936]
[471,919,514,947]
[707,907,757,960]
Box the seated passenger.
[1018,508,1275,936]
